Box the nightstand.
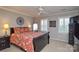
[0,36,10,50]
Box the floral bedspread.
[10,32,44,52]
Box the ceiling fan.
[38,6,47,15]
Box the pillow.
[20,27,25,33]
[14,27,31,33]
[24,27,30,32]
[14,27,21,34]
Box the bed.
[10,27,49,52]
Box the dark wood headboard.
[10,27,30,35]
[10,28,14,35]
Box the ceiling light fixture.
[38,6,45,15]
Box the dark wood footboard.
[33,32,49,52]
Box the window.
[33,23,38,31]
[59,17,69,33]
[41,19,48,31]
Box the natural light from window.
[41,19,48,32]
[59,17,69,33]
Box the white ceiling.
[0,6,79,18]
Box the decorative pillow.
[24,27,30,32]
[14,27,21,34]
[14,27,31,33]
[20,27,25,33]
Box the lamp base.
[4,31,8,37]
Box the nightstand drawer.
[0,44,6,50]
[0,40,6,44]
[0,43,6,47]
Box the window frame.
[58,17,70,33]
[40,19,48,32]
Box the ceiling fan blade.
[38,6,48,15]
[39,6,44,11]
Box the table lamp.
[3,24,9,36]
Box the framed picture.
[49,21,56,27]
[16,17,24,26]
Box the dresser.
[0,36,10,50]
[69,16,79,45]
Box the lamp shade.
[4,24,9,29]
[28,24,31,28]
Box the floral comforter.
[10,32,44,52]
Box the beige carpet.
[1,40,73,52]
[41,40,73,52]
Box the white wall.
[48,16,69,42]
[0,9,33,36]
[48,11,79,42]
[33,11,79,42]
